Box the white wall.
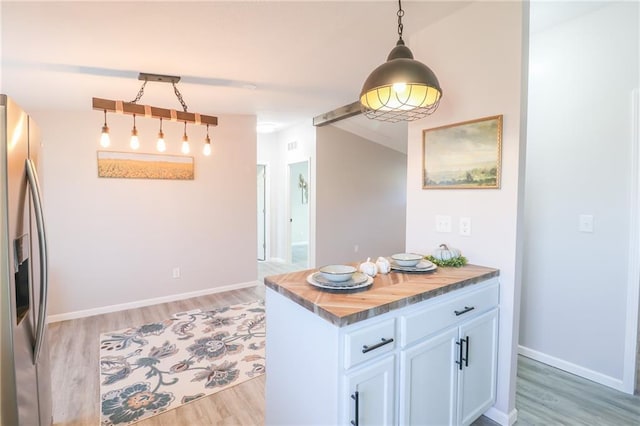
[35,109,257,317]
[520,1,639,392]
[316,125,407,266]
[257,121,316,264]
[405,2,526,423]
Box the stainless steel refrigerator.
[1,95,52,425]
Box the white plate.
[310,271,369,287]
[307,273,373,291]
[390,260,437,272]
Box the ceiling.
[0,1,471,153]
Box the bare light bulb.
[130,115,140,150]
[181,139,190,154]
[157,131,166,152]
[181,122,190,154]
[156,118,166,152]
[100,125,110,148]
[100,110,110,147]
[203,125,212,156]
[130,128,139,150]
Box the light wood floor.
[49,261,640,425]
[49,285,266,426]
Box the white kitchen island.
[264,264,499,426]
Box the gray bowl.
[319,264,357,282]
[391,253,423,267]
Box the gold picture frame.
[97,151,194,180]
[422,115,502,189]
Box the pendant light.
[100,110,110,147]
[157,117,166,152]
[203,124,212,156]
[359,0,442,122]
[130,114,140,150]
[181,122,190,154]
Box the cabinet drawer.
[400,280,499,347]
[344,318,396,369]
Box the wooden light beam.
[92,97,218,126]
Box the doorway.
[257,164,266,261]
[288,161,309,267]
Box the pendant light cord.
[397,0,404,41]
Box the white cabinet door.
[345,356,396,426]
[458,308,499,426]
[399,328,458,426]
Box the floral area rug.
[99,300,265,425]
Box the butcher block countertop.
[263,264,499,327]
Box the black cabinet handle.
[456,339,464,370]
[362,337,394,354]
[350,391,359,426]
[455,336,470,370]
[463,336,470,367]
[454,306,475,316]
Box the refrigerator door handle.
[26,158,48,365]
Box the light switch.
[172,267,181,278]
[436,215,452,233]
[579,215,594,233]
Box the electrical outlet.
[354,244,359,253]
[459,217,471,236]
[579,215,594,233]
[436,215,452,233]
[172,267,181,279]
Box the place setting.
[389,253,437,273]
[306,264,373,293]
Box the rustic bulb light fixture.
[130,114,140,150]
[203,124,212,156]
[359,0,442,122]
[100,110,110,148]
[93,72,218,155]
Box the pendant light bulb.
[203,125,212,156]
[181,122,190,154]
[156,118,166,152]
[100,110,110,148]
[130,115,140,150]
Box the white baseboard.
[47,281,259,323]
[484,407,517,426]
[518,345,626,392]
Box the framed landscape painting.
[422,115,502,189]
[97,151,194,180]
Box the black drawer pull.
[454,306,475,316]
[350,391,359,426]
[362,337,394,354]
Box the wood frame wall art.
[422,115,503,189]
[97,151,194,180]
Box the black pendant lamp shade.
[360,1,442,122]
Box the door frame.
[257,163,268,261]
[286,160,310,266]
